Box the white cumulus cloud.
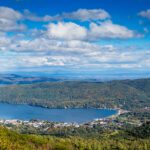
[46,22,87,40]
[89,21,140,39]
[0,7,26,31]
[61,8,110,21]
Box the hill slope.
[0,126,150,150]
[0,78,149,110]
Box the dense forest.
[0,78,149,110]
[0,122,150,150]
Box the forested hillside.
[0,78,149,110]
[0,124,150,150]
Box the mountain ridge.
[0,77,149,110]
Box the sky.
[0,0,150,79]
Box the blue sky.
[0,0,150,79]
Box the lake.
[0,103,117,123]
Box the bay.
[0,103,117,123]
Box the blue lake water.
[0,103,117,123]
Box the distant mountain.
[0,74,102,85]
[0,74,61,85]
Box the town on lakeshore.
[0,109,139,131]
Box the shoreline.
[0,101,119,110]
[0,109,125,125]
[0,102,129,125]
